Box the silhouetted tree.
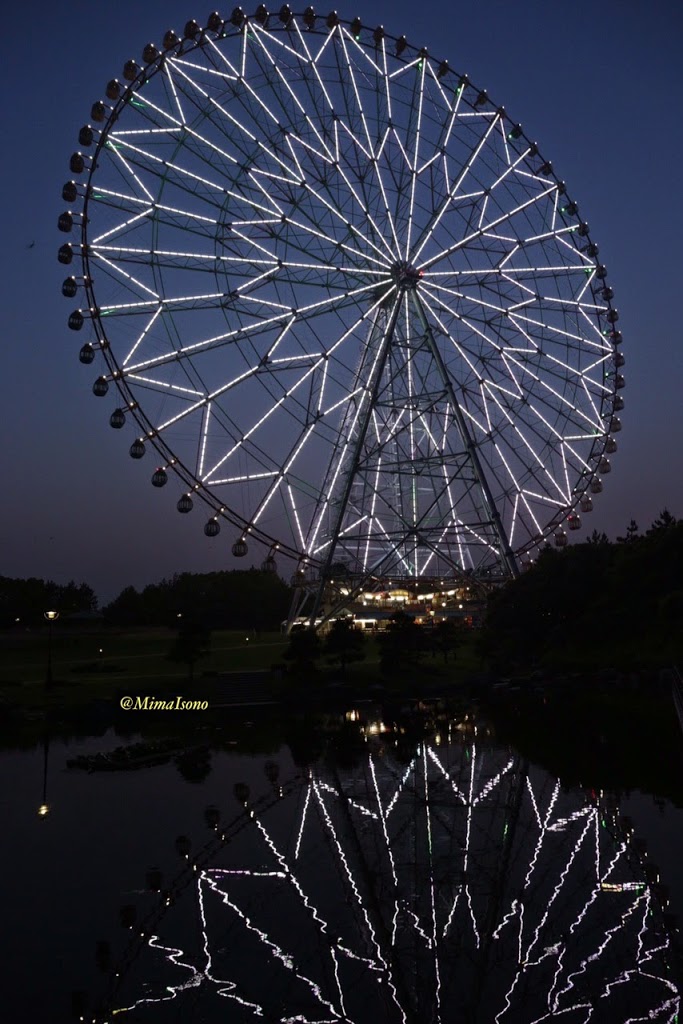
[616,519,640,543]
[103,585,141,625]
[432,619,462,664]
[647,508,678,534]
[323,618,366,674]
[167,618,210,684]
[586,530,610,545]
[378,611,426,672]
[284,627,321,674]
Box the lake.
[3,702,681,1022]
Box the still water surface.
[3,706,681,1022]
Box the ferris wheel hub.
[391,261,423,290]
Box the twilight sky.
[2,0,682,605]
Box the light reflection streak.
[101,738,677,1024]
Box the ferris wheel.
[87,732,678,1023]
[59,8,624,599]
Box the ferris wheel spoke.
[373,47,418,252]
[524,405,594,483]
[98,288,271,316]
[248,424,319,530]
[335,28,382,161]
[421,252,585,286]
[311,782,388,974]
[204,878,343,1017]
[327,82,401,260]
[101,141,157,203]
[577,376,608,434]
[211,26,396,266]
[410,111,502,264]
[414,288,500,392]
[576,306,611,347]
[103,132,241,211]
[418,183,559,273]
[498,310,608,399]
[159,61,189,127]
[170,55,289,173]
[251,23,336,164]
[121,280,387,381]
[202,298,390,488]
[299,44,401,256]
[501,347,607,431]
[91,243,258,274]
[89,204,153,246]
[86,184,156,218]
[280,188,394,269]
[418,63,465,171]
[507,348,609,434]
[402,59,428,259]
[419,278,532,341]
[476,385,571,506]
[417,292,589,503]
[507,309,607,355]
[91,249,161,302]
[134,355,296,439]
[122,309,286,375]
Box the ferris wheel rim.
[64,9,622,575]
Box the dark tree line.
[0,576,97,627]
[479,510,682,669]
[103,569,291,629]
[1,569,292,631]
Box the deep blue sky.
[3,0,682,605]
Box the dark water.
[3,708,681,1023]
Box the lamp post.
[43,610,59,689]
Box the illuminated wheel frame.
[91,739,678,1023]
[59,8,624,594]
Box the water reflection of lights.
[92,739,679,1023]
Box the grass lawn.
[0,627,289,707]
[0,625,484,709]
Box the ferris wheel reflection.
[92,720,680,1024]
